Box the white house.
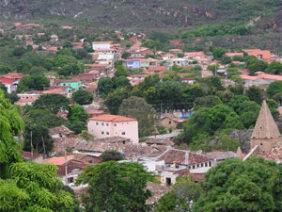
[92,41,112,51]
[87,114,139,144]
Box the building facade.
[87,114,139,144]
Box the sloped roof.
[157,149,211,165]
[91,114,136,122]
[43,155,75,166]
[251,101,281,139]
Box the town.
[0,19,282,211]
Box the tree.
[267,81,282,99]
[121,51,130,59]
[119,96,156,137]
[17,74,50,92]
[33,94,70,114]
[246,57,268,75]
[22,108,65,154]
[67,104,89,134]
[210,47,226,59]
[0,63,12,74]
[155,177,203,212]
[207,64,219,76]
[72,89,93,105]
[194,95,222,110]
[77,161,154,212]
[246,86,263,104]
[194,157,282,211]
[104,87,129,114]
[266,61,282,74]
[182,104,243,144]
[101,150,125,162]
[0,90,75,211]
[97,77,114,97]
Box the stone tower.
[250,100,282,154]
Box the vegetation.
[0,90,75,211]
[67,104,89,134]
[119,96,156,137]
[72,89,93,105]
[194,157,282,211]
[101,150,125,162]
[77,161,154,212]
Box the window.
[101,131,104,135]
[67,177,74,183]
[102,123,104,126]
[114,124,117,126]
[122,132,126,135]
[205,162,208,167]
[96,122,99,125]
[106,132,109,135]
[166,178,172,186]
[209,161,212,167]
[168,121,171,124]
[106,123,109,126]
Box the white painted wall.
[88,120,139,144]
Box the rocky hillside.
[0,0,281,29]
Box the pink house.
[87,114,139,144]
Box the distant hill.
[1,0,282,53]
[0,0,281,30]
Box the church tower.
[250,100,282,154]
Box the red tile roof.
[241,71,282,81]
[91,114,136,122]
[0,77,14,85]
[43,155,75,166]
[158,149,211,165]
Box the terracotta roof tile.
[91,114,136,122]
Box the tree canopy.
[119,96,156,137]
[77,161,154,212]
[0,90,75,211]
[194,157,282,211]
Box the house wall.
[59,81,82,92]
[87,120,139,143]
[92,42,111,51]
[159,117,178,129]
[126,61,141,69]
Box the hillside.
[1,0,282,53]
[0,0,281,30]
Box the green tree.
[194,95,222,110]
[77,161,154,212]
[207,64,219,76]
[155,177,203,212]
[33,94,70,114]
[0,63,12,74]
[266,61,282,74]
[72,89,93,105]
[101,150,125,162]
[104,87,129,114]
[67,104,89,134]
[246,86,263,104]
[0,90,75,211]
[194,157,282,211]
[17,74,50,92]
[119,96,156,137]
[246,57,268,75]
[97,77,114,97]
[210,47,226,59]
[267,81,282,99]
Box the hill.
[0,0,282,53]
[0,0,281,29]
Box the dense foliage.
[194,157,282,211]
[0,90,75,211]
[77,161,154,212]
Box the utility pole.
[30,129,34,158]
